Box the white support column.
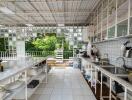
[95,68,97,94]
[91,64,93,87]
[16,41,25,58]
[107,0,109,38]
[109,78,112,100]
[128,0,130,35]
[100,72,103,99]
[97,11,99,41]
[101,3,103,41]
[24,70,28,100]
[115,0,118,37]
[124,88,127,100]
[45,61,48,83]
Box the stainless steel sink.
[92,62,112,66]
[118,76,129,82]
[92,62,100,65]
[102,67,128,74]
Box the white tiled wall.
[95,38,132,68]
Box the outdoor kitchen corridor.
[29,67,96,100]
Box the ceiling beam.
[45,0,57,25]
[74,0,83,26]
[4,0,91,3]
[63,0,66,24]
[2,9,94,13]
[10,2,30,22]
[3,10,94,14]
[0,20,86,24]
[85,0,101,24]
[26,0,49,25]
[0,2,28,24]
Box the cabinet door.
[117,20,128,37]
[108,26,115,38]
[102,30,107,40]
[130,17,132,34]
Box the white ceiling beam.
[26,0,49,25]
[45,0,57,24]
[4,0,91,3]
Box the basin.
[102,67,128,74]
[92,62,100,65]
[92,62,111,66]
[118,76,129,82]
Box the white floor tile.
[35,88,53,94]
[62,94,73,100]
[72,88,83,95]
[39,94,51,100]
[62,88,72,95]
[73,95,84,100]
[50,94,61,100]
[52,88,62,95]
[29,94,41,100]
[30,67,96,100]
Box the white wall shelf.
[0,57,47,100]
[13,73,46,99]
[88,0,131,43]
[93,34,132,44]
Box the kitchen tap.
[104,53,108,58]
[116,57,127,70]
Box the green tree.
[32,36,57,51]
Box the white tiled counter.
[0,57,47,100]
[81,57,132,100]
[0,57,45,81]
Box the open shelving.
[0,57,47,100]
[13,72,46,100]
[87,0,132,44]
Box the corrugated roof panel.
[15,2,35,11]
[0,0,100,25]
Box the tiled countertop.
[0,57,46,82]
[81,57,132,91]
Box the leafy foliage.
[32,36,57,51]
[0,38,7,51]
[25,41,41,51]
[25,33,73,59]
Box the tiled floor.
[29,67,96,100]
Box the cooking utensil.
[128,72,132,83]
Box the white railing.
[0,51,17,60]
[0,51,74,60]
[25,51,55,57]
[26,51,74,59]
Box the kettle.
[121,40,130,57]
[125,48,132,58]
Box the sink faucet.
[116,57,127,70]
[104,53,108,58]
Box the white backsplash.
[95,38,132,68]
